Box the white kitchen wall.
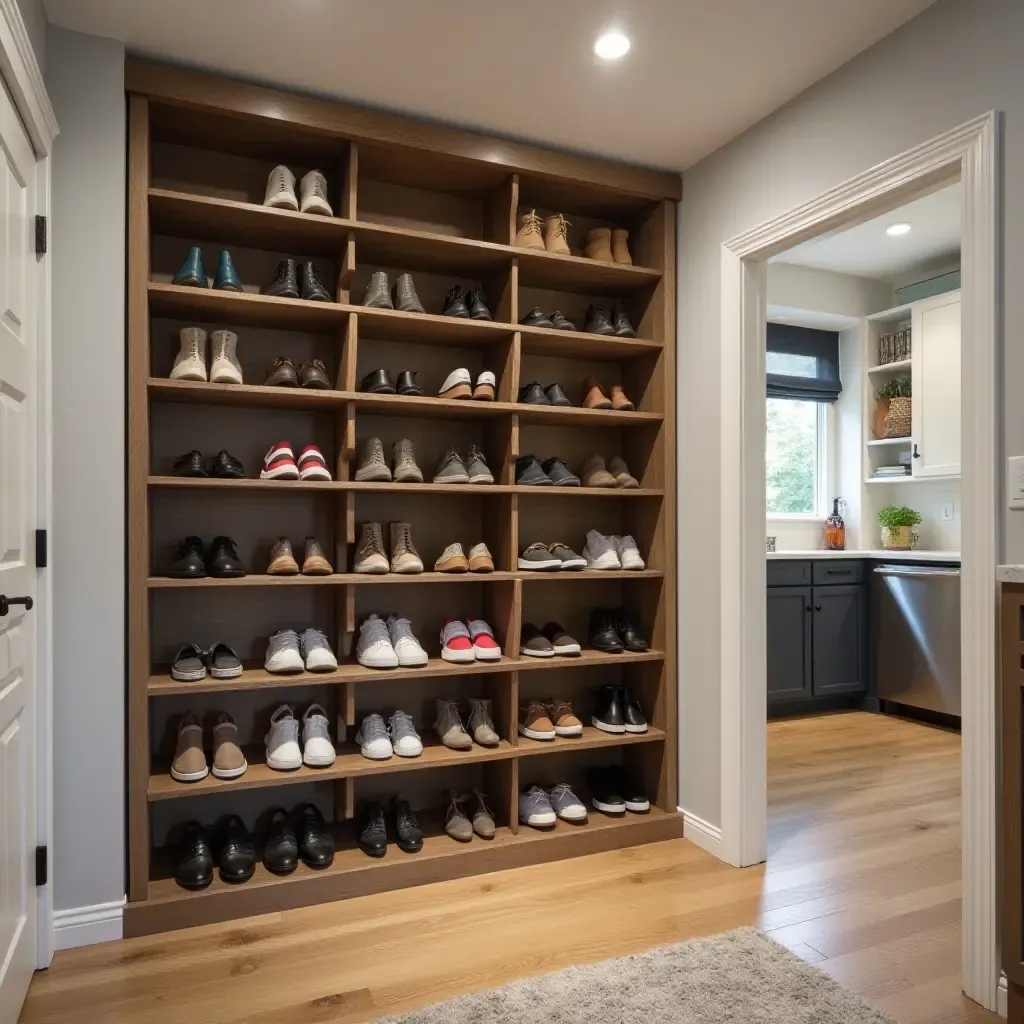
[864,480,962,551]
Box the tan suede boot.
[580,454,617,488]
[582,376,613,410]
[543,213,571,255]
[584,227,614,262]
[390,522,424,574]
[515,209,545,250]
[611,228,633,265]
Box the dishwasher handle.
[873,565,961,579]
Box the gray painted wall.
[47,25,126,912]
[14,0,45,70]
[678,0,1017,827]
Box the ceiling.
[43,0,936,171]
[766,307,860,331]
[777,183,962,280]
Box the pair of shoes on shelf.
[519,697,582,738]
[443,285,491,320]
[583,530,645,570]
[518,541,585,571]
[445,788,496,841]
[265,628,338,674]
[359,368,423,395]
[170,642,242,681]
[440,368,495,400]
[168,535,245,578]
[581,454,638,488]
[515,455,580,486]
[172,449,243,478]
[263,165,333,216]
[441,619,501,663]
[357,799,424,857]
[593,685,647,734]
[519,307,576,331]
[434,445,494,484]
[264,357,330,389]
[354,710,423,759]
[586,303,636,338]
[520,624,580,658]
[261,442,332,481]
[173,246,242,291]
[264,704,336,769]
[435,697,499,749]
[519,381,570,406]
[520,783,587,828]
[354,522,423,574]
[361,271,424,313]
[356,614,428,668]
[171,711,247,782]
[583,377,634,411]
[435,541,494,573]
[590,609,648,654]
[170,327,243,383]
[590,766,650,815]
[266,258,330,301]
[584,227,632,264]
[267,537,333,576]
[514,210,572,255]
[355,438,422,483]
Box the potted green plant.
[877,505,922,550]
[873,376,912,439]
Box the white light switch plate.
[1009,456,1024,509]
[942,503,955,521]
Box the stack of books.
[873,465,911,479]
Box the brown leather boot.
[267,537,300,575]
[584,227,613,262]
[611,384,634,411]
[302,536,333,575]
[543,213,571,255]
[582,376,613,410]
[515,209,545,250]
[611,228,633,265]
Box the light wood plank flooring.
[21,711,994,1024]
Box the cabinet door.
[812,585,866,695]
[911,290,960,478]
[767,586,813,703]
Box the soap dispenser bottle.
[825,498,846,551]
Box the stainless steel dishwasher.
[873,564,961,716]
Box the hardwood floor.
[21,711,994,1024]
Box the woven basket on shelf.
[883,396,912,439]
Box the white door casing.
[912,290,962,478]
[0,75,38,1020]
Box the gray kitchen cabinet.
[766,586,813,702]
[811,584,866,695]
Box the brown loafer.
[267,537,300,575]
[299,358,330,389]
[264,356,299,387]
[582,376,613,410]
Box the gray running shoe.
[362,270,393,309]
[393,438,424,483]
[355,437,392,483]
[394,273,425,314]
[299,628,337,672]
[355,713,393,759]
[265,629,303,674]
[466,444,494,484]
[388,710,424,757]
[433,447,470,484]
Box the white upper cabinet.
[911,290,961,478]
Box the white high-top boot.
[170,327,208,381]
[209,329,243,385]
[264,165,297,210]
[299,169,333,216]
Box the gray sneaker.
[355,712,393,759]
[362,270,393,309]
[519,785,557,828]
[466,444,494,484]
[433,447,470,484]
[435,698,473,750]
[392,438,424,483]
[265,628,304,674]
[467,698,499,747]
[355,438,392,482]
[542,457,581,487]
[388,710,424,757]
[394,273,425,314]
[299,628,337,672]
[515,454,551,486]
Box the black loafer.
[518,382,550,405]
[467,287,492,321]
[296,804,335,868]
[612,303,637,339]
[206,536,246,578]
[168,536,206,578]
[358,801,388,858]
[359,368,395,394]
[300,261,331,302]
[396,370,423,396]
[175,823,214,890]
[262,809,298,875]
[209,450,244,478]
[218,815,256,884]
[393,798,424,854]
[593,684,626,732]
[550,310,576,331]
[519,306,554,329]
[266,258,299,299]
[173,450,207,477]
[584,303,616,336]
[589,609,624,653]
[544,383,571,407]
[614,611,648,652]
[443,286,470,318]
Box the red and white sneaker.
[467,619,502,661]
[297,445,332,481]
[440,619,475,664]
[261,442,298,480]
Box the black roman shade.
[766,323,842,402]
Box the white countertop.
[997,565,1024,582]
[768,549,961,562]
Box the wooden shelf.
[517,323,662,361]
[515,247,661,293]
[516,725,666,758]
[149,377,347,410]
[867,358,912,375]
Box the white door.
[0,79,38,1022]
[911,290,961,478]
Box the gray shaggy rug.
[376,928,895,1023]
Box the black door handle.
[912,444,921,459]
[814,605,822,611]
[0,595,33,617]
[805,606,812,612]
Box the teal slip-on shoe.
[172,246,208,288]
[213,250,243,292]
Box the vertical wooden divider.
[485,173,518,245]
[342,142,358,221]
[127,95,152,903]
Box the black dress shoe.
[607,765,650,813]
[393,798,424,854]
[300,262,331,302]
[620,686,648,732]
[443,286,470,318]
[518,382,550,405]
[168,536,206,578]
[175,823,214,890]
[466,287,492,321]
[358,801,387,858]
[584,303,616,336]
[588,768,626,816]
[550,309,576,331]
[262,809,298,875]
[519,306,554,329]
[611,303,637,338]
[296,804,334,868]
[544,383,571,407]
[209,450,244,479]
[206,536,246,578]
[396,370,424,396]
[173,450,207,477]
[267,258,299,299]
[218,815,256,884]
[359,368,396,394]
[592,684,626,732]
[589,609,624,654]
[614,611,648,652]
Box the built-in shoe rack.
[126,59,680,936]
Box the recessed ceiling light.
[595,30,630,60]
[886,222,912,237]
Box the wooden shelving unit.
[126,59,680,936]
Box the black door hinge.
[35,846,47,886]
[35,529,47,569]
[35,216,46,255]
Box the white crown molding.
[53,898,125,951]
[0,0,57,155]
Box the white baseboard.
[680,807,725,860]
[53,897,125,951]
[998,971,1008,1017]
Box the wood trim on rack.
[1001,586,1024,989]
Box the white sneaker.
[265,705,302,770]
[474,370,496,400]
[355,712,393,759]
[388,709,424,757]
[300,628,337,672]
[439,367,473,399]
[299,169,333,216]
[387,615,428,667]
[584,529,621,570]
[302,704,336,766]
[519,785,557,828]
[170,327,207,381]
[356,614,399,669]
[549,782,588,822]
[265,628,304,674]
[615,534,645,570]
[264,164,298,210]
[209,329,243,385]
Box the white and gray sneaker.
[466,444,494,484]
[299,168,333,216]
[355,713,393,759]
[584,529,621,570]
[170,326,208,382]
[209,329,243,385]
[388,710,424,757]
[433,447,470,484]
[549,782,588,822]
[386,615,428,667]
[265,628,304,674]
[356,614,399,669]
[614,534,645,571]
[300,628,338,672]
[264,164,298,210]
[439,367,473,399]
[265,705,302,770]
[519,785,557,828]
[302,704,336,766]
